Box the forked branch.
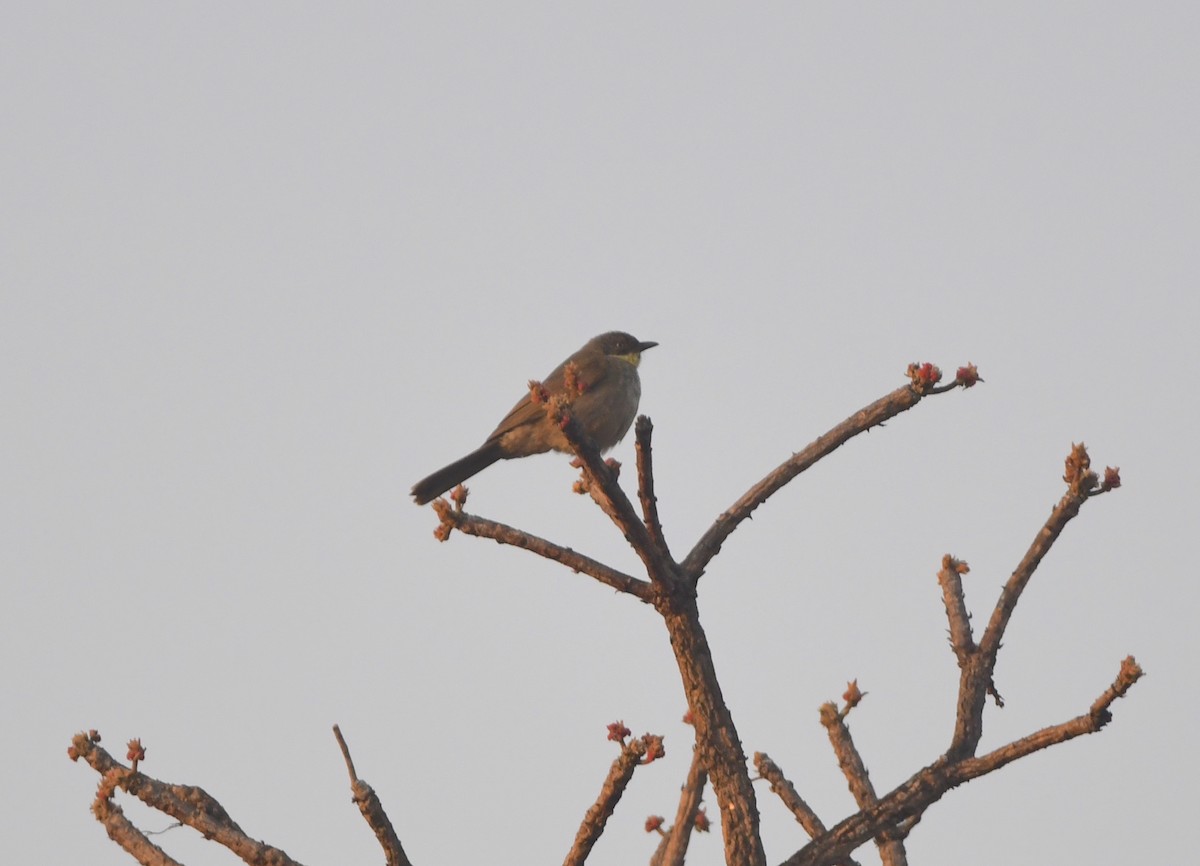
[781,656,1141,866]
[942,443,1123,758]
[777,444,1133,866]
[72,362,1141,866]
[68,732,306,866]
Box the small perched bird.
[411,331,657,504]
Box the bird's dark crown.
[590,331,658,356]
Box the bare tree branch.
[634,416,672,557]
[333,725,414,866]
[423,365,984,866]
[656,593,765,866]
[950,443,1112,759]
[560,409,679,583]
[74,361,1141,866]
[69,732,307,866]
[563,734,653,866]
[820,701,907,866]
[561,408,767,865]
[434,499,653,601]
[952,655,1144,779]
[782,656,1142,866]
[656,745,708,866]
[753,753,864,866]
[753,752,827,841]
[85,739,184,866]
[682,372,974,582]
[936,555,975,656]
[980,443,1106,658]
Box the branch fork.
[72,362,1142,866]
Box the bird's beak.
[638,340,658,352]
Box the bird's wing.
[485,351,610,442]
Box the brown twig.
[754,752,826,839]
[69,732,307,866]
[681,375,971,582]
[753,754,866,866]
[782,657,1142,866]
[980,443,1104,657]
[950,443,1111,759]
[936,555,975,656]
[953,656,1142,778]
[90,756,183,866]
[333,723,358,780]
[656,745,708,866]
[562,736,650,866]
[634,415,672,557]
[435,503,653,601]
[778,444,1129,866]
[333,725,414,866]
[559,408,678,584]
[820,702,907,866]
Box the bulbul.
[411,331,657,505]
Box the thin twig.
[779,657,1143,866]
[657,745,708,866]
[560,410,678,584]
[333,723,357,781]
[332,726,414,866]
[562,737,649,866]
[820,704,907,866]
[91,763,184,866]
[69,733,307,866]
[682,381,957,581]
[753,753,860,866]
[635,415,672,557]
[437,503,652,601]
[936,555,975,657]
[951,444,1109,758]
[979,445,1102,659]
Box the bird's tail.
[411,442,505,505]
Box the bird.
[411,331,657,505]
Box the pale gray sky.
[4,4,1197,865]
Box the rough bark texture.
[656,585,765,866]
[71,368,1141,866]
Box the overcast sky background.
[4,4,1197,865]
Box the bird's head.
[590,331,658,367]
